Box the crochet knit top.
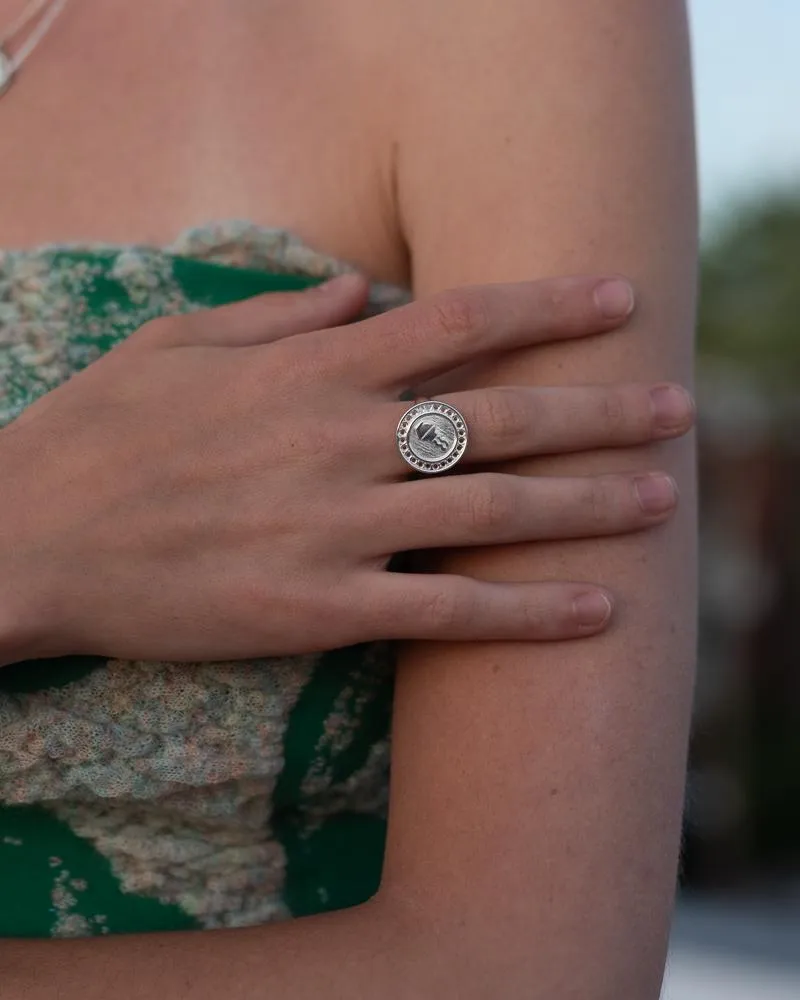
[0,222,408,938]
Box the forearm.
[3,898,433,1000]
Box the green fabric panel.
[272,648,359,813]
[276,811,387,918]
[0,805,198,938]
[272,644,393,916]
[171,256,320,305]
[0,657,107,695]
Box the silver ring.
[396,399,469,474]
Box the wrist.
[0,533,62,667]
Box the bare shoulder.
[352,0,692,81]
[351,0,695,292]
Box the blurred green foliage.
[699,191,800,383]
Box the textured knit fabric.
[0,222,408,938]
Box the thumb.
[146,273,370,348]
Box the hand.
[0,273,693,664]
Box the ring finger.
[389,383,693,475]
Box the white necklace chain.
[0,0,70,96]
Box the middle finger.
[373,470,679,552]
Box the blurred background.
[662,2,800,996]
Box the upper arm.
[374,2,698,996]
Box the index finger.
[324,275,634,391]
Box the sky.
[689,0,800,221]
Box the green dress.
[0,222,408,938]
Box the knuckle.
[639,385,662,435]
[542,281,570,315]
[427,289,489,347]
[423,587,463,633]
[599,390,627,434]
[579,478,613,527]
[463,474,516,533]
[523,602,553,635]
[477,388,527,444]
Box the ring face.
[396,400,468,474]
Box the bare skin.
[0,1,698,998]
[0,0,405,281]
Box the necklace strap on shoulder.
[0,0,53,46]
[0,0,69,89]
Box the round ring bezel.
[396,400,469,474]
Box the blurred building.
[684,368,800,892]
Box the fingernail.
[574,591,613,629]
[650,384,694,431]
[593,279,634,319]
[634,473,678,514]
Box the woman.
[0,0,698,997]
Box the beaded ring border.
[396,399,469,474]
